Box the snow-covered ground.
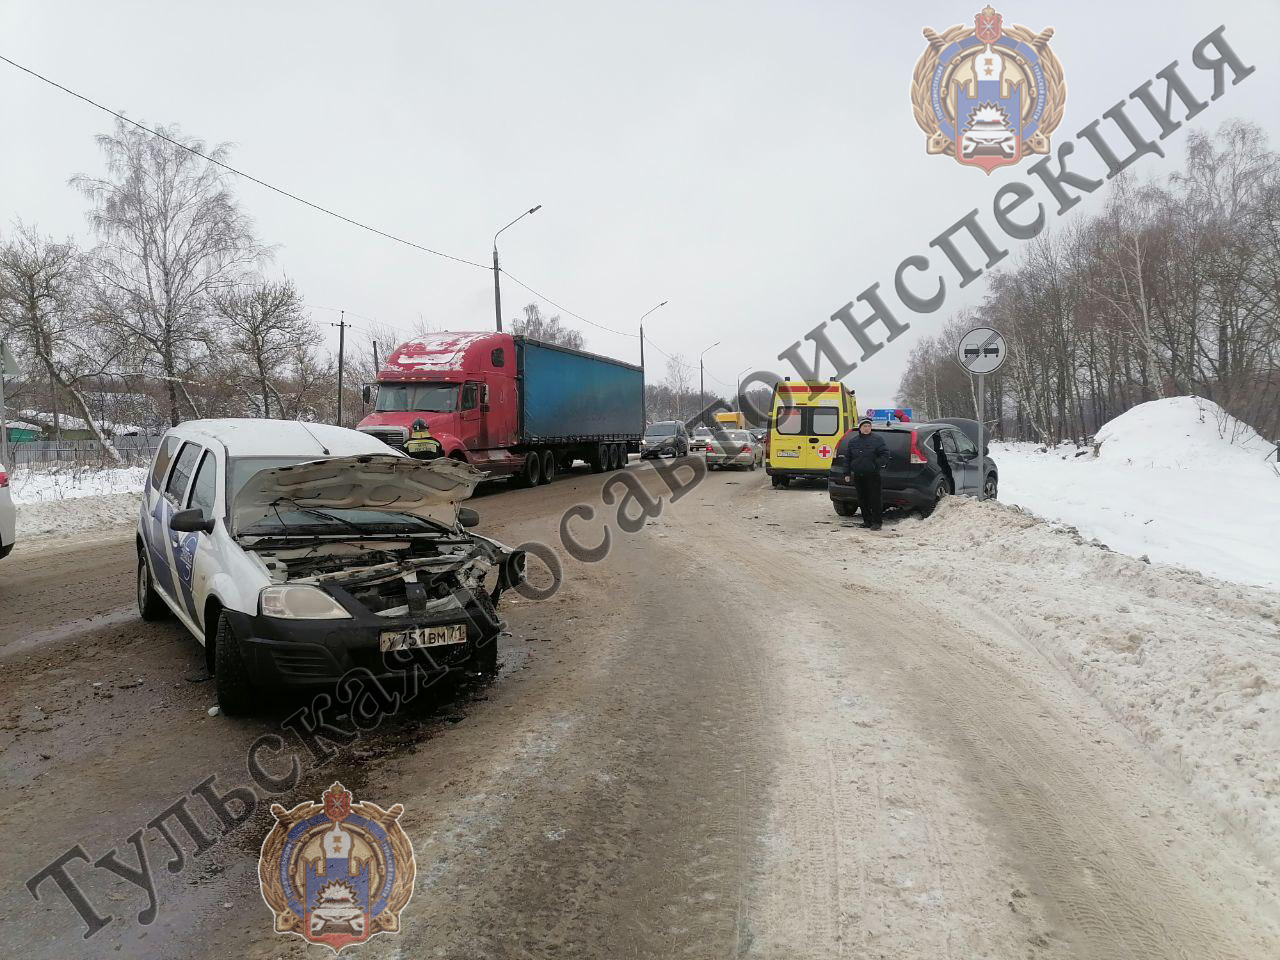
[7,465,146,540]
[773,490,1280,874]
[994,396,1280,591]
[8,464,148,504]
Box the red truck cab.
[358,332,519,473]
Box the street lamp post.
[638,300,668,422]
[699,341,720,427]
[493,204,542,332]
[735,366,751,407]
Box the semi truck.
[357,332,643,485]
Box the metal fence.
[4,436,162,468]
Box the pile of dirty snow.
[15,492,142,540]
[8,465,146,541]
[993,397,1280,591]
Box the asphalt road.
[3,460,1278,959]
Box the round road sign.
[957,327,1007,374]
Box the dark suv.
[640,420,690,459]
[828,420,997,517]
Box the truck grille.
[361,427,407,452]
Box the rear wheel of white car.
[213,611,255,716]
[137,548,167,621]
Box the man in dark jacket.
[844,416,890,529]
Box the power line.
[0,52,490,271]
[0,52,680,356]
[499,268,638,340]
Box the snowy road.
[2,463,1278,958]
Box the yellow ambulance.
[765,379,858,487]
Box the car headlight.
[260,585,352,620]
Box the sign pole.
[956,326,1005,502]
[976,372,984,501]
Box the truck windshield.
[374,383,458,413]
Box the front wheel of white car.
[137,548,167,621]
[213,612,256,716]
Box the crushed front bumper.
[226,594,501,687]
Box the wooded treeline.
[896,119,1280,444]
[0,121,594,461]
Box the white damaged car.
[136,419,526,715]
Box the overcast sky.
[1,1,1277,407]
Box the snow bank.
[993,397,1280,591]
[809,494,1280,871]
[15,492,141,540]
[8,465,148,505]
[7,465,146,541]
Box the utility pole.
[332,313,350,426]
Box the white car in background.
[136,419,527,715]
[0,462,13,559]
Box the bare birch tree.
[74,120,265,426]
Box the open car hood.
[231,454,483,534]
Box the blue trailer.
[516,338,644,444]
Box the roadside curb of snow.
[918,495,1280,871]
[15,491,143,542]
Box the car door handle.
[808,437,819,443]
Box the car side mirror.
[170,508,215,535]
[457,506,480,528]
[362,384,372,405]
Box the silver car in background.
[703,430,762,471]
[0,462,14,559]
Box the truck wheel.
[516,451,542,487]
[589,443,608,473]
[540,450,556,484]
[213,612,256,716]
[137,547,167,621]
[616,443,629,469]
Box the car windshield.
[693,427,712,437]
[374,383,458,413]
[228,457,322,503]
[645,423,677,438]
[727,431,753,443]
[240,506,446,537]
